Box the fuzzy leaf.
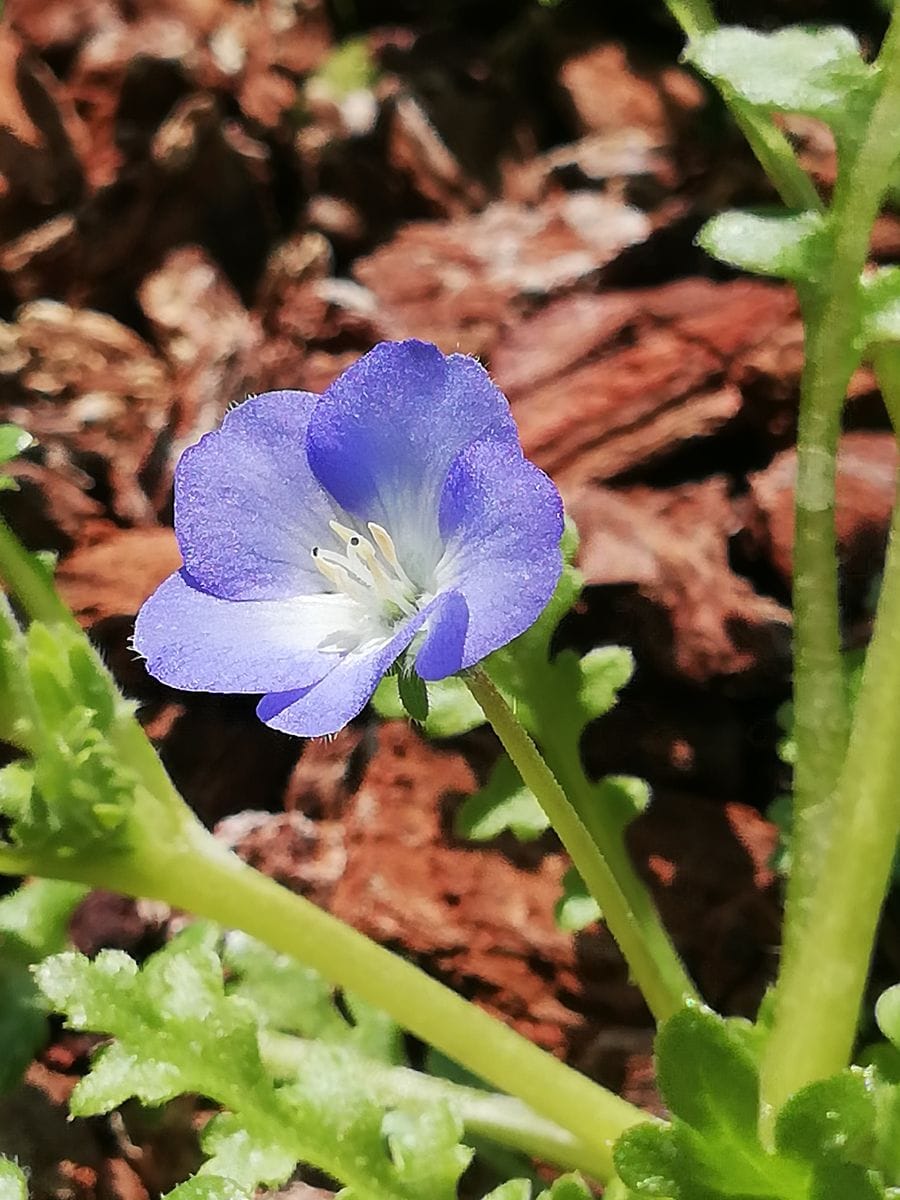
[656,1005,760,1138]
[685,26,875,124]
[0,425,33,492]
[775,1069,877,1164]
[862,267,900,346]
[223,931,404,1064]
[199,1115,297,1189]
[455,756,547,842]
[554,867,601,932]
[37,927,470,1200]
[698,210,828,282]
[0,1159,27,1200]
[164,1178,252,1200]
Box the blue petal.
[436,440,564,667]
[257,592,454,737]
[175,390,340,600]
[306,341,519,583]
[414,590,469,680]
[134,571,358,692]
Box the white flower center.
[311,520,422,631]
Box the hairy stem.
[761,6,900,1118]
[761,469,900,1117]
[465,666,697,1023]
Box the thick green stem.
[108,825,641,1178]
[762,9,900,1118]
[465,667,696,1023]
[260,1032,615,1179]
[663,0,823,212]
[761,470,900,1117]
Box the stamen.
[368,523,416,591]
[311,521,420,623]
[328,519,358,545]
[311,548,372,604]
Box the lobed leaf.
[36,926,472,1200]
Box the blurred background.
[1,0,898,1194]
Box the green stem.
[465,667,696,1023]
[528,694,698,1027]
[662,0,823,212]
[762,8,900,1117]
[0,517,74,628]
[761,468,900,1117]
[260,1031,615,1179]
[37,812,642,1180]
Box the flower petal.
[306,341,519,582]
[436,440,564,667]
[414,590,469,681]
[134,571,358,693]
[257,592,455,736]
[175,390,340,600]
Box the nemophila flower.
[134,340,563,737]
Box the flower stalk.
[465,666,697,1024]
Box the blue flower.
[134,340,563,736]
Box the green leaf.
[862,267,900,347]
[630,1004,808,1198]
[37,927,471,1200]
[372,673,484,737]
[613,1122,680,1197]
[0,1159,27,1200]
[398,670,429,724]
[698,210,828,282]
[775,1069,877,1164]
[809,1159,885,1200]
[0,879,85,1094]
[481,1184,531,1200]
[0,425,34,492]
[164,1178,252,1200]
[0,426,33,465]
[685,26,875,123]
[455,756,547,842]
[877,984,900,1049]
[0,621,139,862]
[538,1177,592,1200]
[223,931,404,1064]
[554,867,601,932]
[656,1005,759,1138]
[199,1114,297,1189]
[381,1105,472,1196]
